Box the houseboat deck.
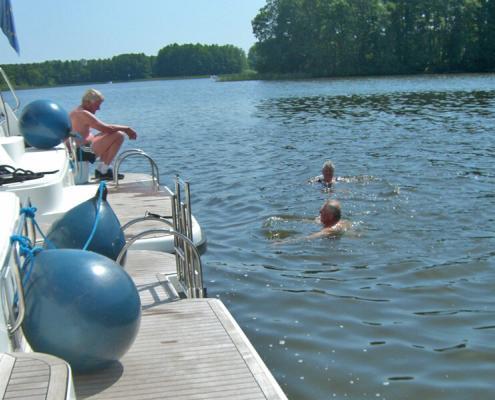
[0,173,287,399]
[74,250,286,399]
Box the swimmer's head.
[319,199,341,227]
[321,160,335,183]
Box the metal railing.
[0,208,34,341]
[120,211,174,233]
[113,149,160,188]
[172,175,205,297]
[0,67,20,137]
[113,152,205,298]
[117,227,205,299]
[118,179,206,298]
[65,135,81,176]
[0,67,20,113]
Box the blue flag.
[0,0,19,54]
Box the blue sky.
[1,0,267,64]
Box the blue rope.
[10,207,50,306]
[20,207,50,243]
[11,207,49,282]
[12,186,105,291]
[83,181,106,250]
[10,235,43,306]
[10,234,33,259]
[20,246,43,287]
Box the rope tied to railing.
[10,234,33,257]
[10,234,43,306]
[11,206,49,285]
[19,206,36,219]
[20,206,50,244]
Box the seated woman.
[70,89,137,180]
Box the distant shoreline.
[217,70,495,82]
[4,70,495,91]
[6,75,212,92]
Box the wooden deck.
[0,352,71,400]
[105,174,174,239]
[73,250,287,399]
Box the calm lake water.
[15,74,495,399]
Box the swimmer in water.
[309,160,335,188]
[307,199,351,239]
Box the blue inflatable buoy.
[19,100,71,149]
[22,249,141,372]
[45,185,126,261]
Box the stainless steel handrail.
[113,149,160,188]
[120,214,173,234]
[0,67,20,112]
[8,241,27,334]
[116,164,205,297]
[22,200,37,245]
[116,228,205,298]
[173,176,197,292]
[65,136,80,176]
[4,212,29,335]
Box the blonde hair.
[82,89,104,105]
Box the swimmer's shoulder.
[319,220,351,238]
[308,175,323,184]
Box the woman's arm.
[81,110,137,139]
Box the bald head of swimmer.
[319,199,341,228]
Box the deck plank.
[0,353,70,400]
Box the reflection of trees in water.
[255,90,495,122]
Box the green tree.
[153,43,247,77]
[111,53,151,81]
[478,0,495,70]
[251,0,494,76]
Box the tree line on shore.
[250,0,495,76]
[0,43,247,88]
[2,0,494,87]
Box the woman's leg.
[91,132,125,165]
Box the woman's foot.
[94,169,124,181]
